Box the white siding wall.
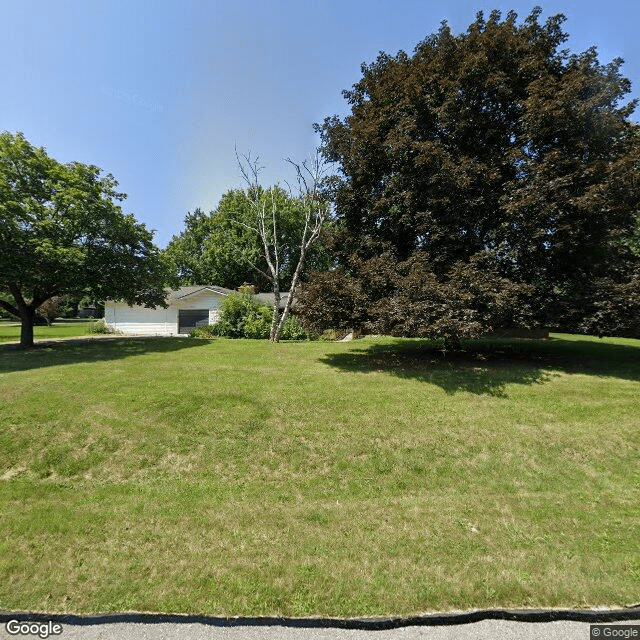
[105,291,225,336]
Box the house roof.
[166,285,234,301]
[167,285,290,310]
[255,292,291,308]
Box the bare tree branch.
[235,148,330,341]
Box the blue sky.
[2,0,639,248]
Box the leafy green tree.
[164,187,331,293]
[297,8,640,343]
[0,132,172,347]
[164,195,267,290]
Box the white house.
[104,285,288,336]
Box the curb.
[1,607,639,630]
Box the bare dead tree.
[235,148,329,342]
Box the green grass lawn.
[0,318,94,343]
[0,333,638,615]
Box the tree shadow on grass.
[0,336,210,374]
[319,336,640,397]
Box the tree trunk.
[273,244,309,341]
[269,284,282,342]
[19,307,36,348]
[4,284,50,348]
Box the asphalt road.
[2,614,639,640]
[1,619,636,640]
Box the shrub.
[281,314,313,340]
[87,319,115,335]
[243,306,272,339]
[211,292,270,338]
[318,329,345,341]
[58,296,79,318]
[189,325,217,339]
[209,291,316,340]
[209,319,234,337]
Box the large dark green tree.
[295,8,640,343]
[0,132,172,348]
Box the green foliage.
[0,131,172,347]
[280,314,313,340]
[86,319,115,335]
[211,292,268,338]
[57,295,79,319]
[210,291,312,340]
[243,306,273,339]
[302,8,640,342]
[189,325,217,339]
[317,329,342,341]
[164,188,332,291]
[36,297,63,325]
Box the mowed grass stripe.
[0,319,94,344]
[0,334,638,614]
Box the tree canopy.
[295,8,640,343]
[0,131,171,347]
[164,186,331,293]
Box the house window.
[178,309,209,334]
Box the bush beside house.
[191,291,312,340]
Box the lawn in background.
[0,318,94,344]
[0,333,638,615]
